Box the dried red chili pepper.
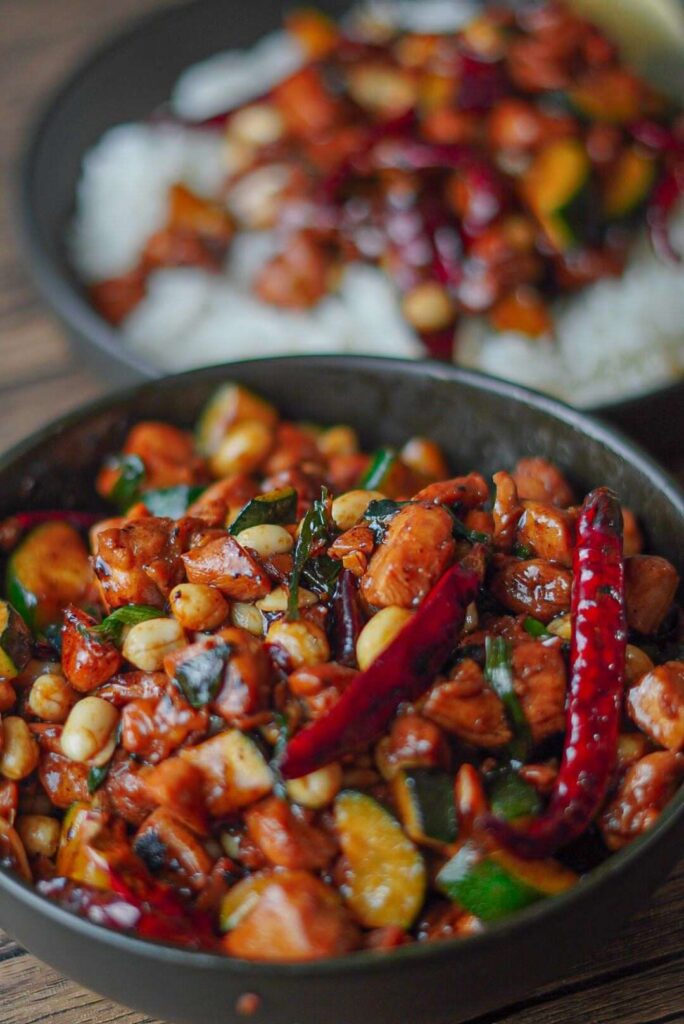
[39,869,217,950]
[484,487,626,858]
[280,560,480,779]
[329,568,364,668]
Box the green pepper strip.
[359,447,397,490]
[484,636,532,764]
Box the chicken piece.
[511,457,574,507]
[413,472,489,509]
[96,671,167,708]
[120,687,208,764]
[490,558,572,622]
[264,423,323,476]
[164,627,272,730]
[38,752,89,809]
[134,808,212,892]
[224,870,359,961]
[516,502,575,567]
[328,525,375,560]
[90,269,146,326]
[143,756,208,834]
[186,476,259,528]
[182,534,271,600]
[627,662,684,753]
[511,641,566,743]
[492,471,522,552]
[215,628,272,727]
[423,658,511,748]
[92,517,191,609]
[600,751,684,850]
[361,502,455,609]
[327,453,370,493]
[385,714,450,772]
[61,606,122,692]
[0,780,18,824]
[624,556,679,635]
[96,423,205,499]
[255,230,333,309]
[100,752,156,828]
[245,796,337,870]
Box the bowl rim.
[1,352,684,976]
[15,0,684,413]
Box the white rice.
[71,0,684,405]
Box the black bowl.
[17,0,684,460]
[1,355,683,1024]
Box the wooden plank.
[0,367,105,452]
[0,953,156,1024]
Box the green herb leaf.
[87,762,112,795]
[363,498,411,539]
[484,636,532,764]
[142,485,205,519]
[92,605,164,646]
[108,454,146,512]
[522,617,551,638]
[487,768,541,821]
[229,486,298,536]
[174,642,231,708]
[301,555,341,597]
[513,543,534,559]
[288,488,331,620]
[451,515,491,546]
[359,447,397,490]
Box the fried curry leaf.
[229,486,298,536]
[87,763,111,795]
[450,515,491,546]
[174,642,231,708]
[363,498,410,539]
[301,555,341,597]
[88,604,165,646]
[287,488,332,620]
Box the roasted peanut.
[169,583,229,632]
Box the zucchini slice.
[334,790,426,928]
[5,522,92,632]
[603,147,656,220]
[219,871,273,931]
[0,600,31,680]
[196,383,277,457]
[437,841,576,921]
[521,138,591,252]
[392,769,458,848]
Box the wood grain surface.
[0,2,683,1023]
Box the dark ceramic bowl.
[17,0,684,460]
[0,355,683,1024]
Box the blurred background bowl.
[17,0,684,459]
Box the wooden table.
[1,2,684,1022]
